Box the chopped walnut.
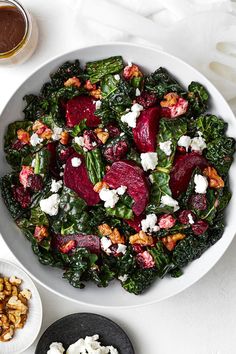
[129,231,154,246]
[162,233,186,251]
[93,181,109,193]
[60,131,70,145]
[98,224,125,244]
[20,289,32,301]
[17,129,30,144]
[203,166,224,189]
[94,128,109,144]
[84,79,96,91]
[160,92,179,107]
[64,76,81,88]
[9,276,22,286]
[90,88,102,99]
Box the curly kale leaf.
[0,174,23,220]
[144,67,186,99]
[86,56,124,84]
[195,114,226,142]
[23,94,49,121]
[149,242,175,278]
[146,171,172,214]
[85,148,105,185]
[101,74,120,99]
[30,206,49,226]
[106,194,134,220]
[116,247,136,276]
[207,217,224,246]
[70,119,88,137]
[122,269,157,295]
[172,235,209,268]
[90,263,115,287]
[34,148,50,177]
[187,81,209,115]
[205,137,235,176]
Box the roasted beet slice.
[133,107,160,152]
[125,215,142,232]
[47,142,60,178]
[136,92,158,108]
[170,152,208,198]
[103,160,149,216]
[64,153,100,206]
[53,233,100,254]
[65,95,100,128]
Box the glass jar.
[0,0,38,65]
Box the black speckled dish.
[35,312,135,354]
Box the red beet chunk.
[13,186,31,208]
[125,215,142,232]
[192,220,209,235]
[103,160,149,216]
[133,107,160,152]
[66,95,100,128]
[53,233,100,254]
[47,142,60,178]
[64,153,100,206]
[136,92,158,109]
[170,152,208,198]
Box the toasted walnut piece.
[90,88,102,99]
[162,233,186,251]
[98,223,113,237]
[0,293,5,301]
[40,127,52,140]
[17,129,30,144]
[1,325,14,342]
[96,131,109,144]
[0,279,3,284]
[203,166,224,189]
[0,283,3,291]
[9,276,22,286]
[84,79,96,91]
[64,76,81,88]
[32,120,44,132]
[20,289,32,301]
[0,302,5,312]
[93,181,109,193]
[17,314,27,329]
[11,286,18,297]
[7,296,27,315]
[60,131,70,145]
[129,231,154,246]
[4,279,12,296]
[109,228,125,244]
[160,92,179,107]
[18,294,28,306]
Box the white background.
[1,1,236,353]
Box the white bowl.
[0,43,235,308]
[0,259,42,353]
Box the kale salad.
[1,56,235,295]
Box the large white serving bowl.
[0,43,235,308]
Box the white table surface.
[1,1,236,353]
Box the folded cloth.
[69,0,236,105]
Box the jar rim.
[0,0,29,57]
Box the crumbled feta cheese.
[117,244,127,254]
[59,172,64,177]
[127,61,132,67]
[135,88,141,96]
[116,185,127,195]
[66,334,119,354]
[120,103,143,128]
[140,152,158,171]
[149,174,154,184]
[95,100,102,110]
[161,195,180,212]
[52,126,63,141]
[92,141,97,147]
[99,188,119,208]
[177,135,191,151]
[74,136,85,146]
[31,158,35,168]
[120,132,125,137]
[39,194,60,216]
[101,237,112,255]
[194,174,208,194]
[190,136,207,152]
[71,157,82,167]
[141,214,158,233]
[30,133,43,146]
[118,274,128,282]
[47,342,65,354]
[83,147,88,152]
[159,140,172,156]
[114,74,120,81]
[188,213,195,224]
[50,179,63,193]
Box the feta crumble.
[116,244,127,254]
[47,342,65,354]
[159,140,172,156]
[66,334,119,354]
[141,214,159,233]
[30,133,43,146]
[95,100,102,110]
[52,126,63,141]
[120,103,143,128]
[116,185,127,195]
[177,135,191,151]
[99,188,119,208]
[194,174,208,194]
[161,195,180,212]
[101,237,112,255]
[40,194,60,216]
[140,152,158,171]
[149,174,154,184]
[74,136,85,146]
[135,88,141,96]
[118,274,128,282]
[50,179,63,193]
[71,157,82,167]
[31,158,35,168]
[190,135,207,152]
[114,74,120,81]
[188,213,195,224]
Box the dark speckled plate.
[35,313,135,354]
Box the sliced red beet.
[53,233,100,254]
[66,95,100,128]
[125,215,142,232]
[64,152,100,206]
[47,142,60,178]
[170,152,208,198]
[103,160,149,216]
[132,107,160,152]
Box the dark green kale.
[89,263,115,287]
[101,74,120,99]
[149,242,175,278]
[106,194,134,220]
[34,149,50,177]
[85,148,105,185]
[23,94,49,121]
[86,56,124,84]
[188,81,209,115]
[144,67,186,99]
[122,268,157,295]
[146,171,172,214]
[205,137,235,176]
[116,247,136,276]
[70,119,88,137]
[0,174,23,219]
[207,217,224,245]
[30,206,49,226]
[195,114,226,142]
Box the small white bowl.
[0,259,42,353]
